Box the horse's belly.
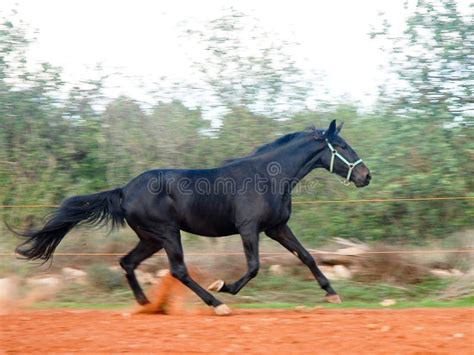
[180,223,238,237]
[179,216,238,237]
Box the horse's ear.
[336,121,344,134]
[324,119,337,140]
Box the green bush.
[87,264,125,291]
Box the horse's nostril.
[366,173,372,181]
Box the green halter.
[325,139,363,186]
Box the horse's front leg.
[208,228,259,295]
[265,224,342,303]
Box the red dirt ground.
[1,308,473,354]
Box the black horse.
[15,120,371,315]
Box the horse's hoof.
[137,297,150,306]
[208,279,225,292]
[325,294,342,304]
[213,304,232,316]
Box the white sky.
[2,0,472,114]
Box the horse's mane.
[222,126,320,165]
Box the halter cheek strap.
[325,139,363,186]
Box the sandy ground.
[1,308,473,354]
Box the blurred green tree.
[147,100,209,168]
[371,0,473,124]
[182,8,312,118]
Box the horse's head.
[316,120,371,188]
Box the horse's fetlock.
[321,282,335,294]
[249,268,259,279]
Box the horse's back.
[120,169,236,235]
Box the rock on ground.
[61,267,87,284]
[269,264,284,276]
[333,265,352,279]
[0,277,19,314]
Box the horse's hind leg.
[160,228,231,315]
[120,239,162,305]
[265,224,342,304]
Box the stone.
[430,269,453,278]
[380,299,397,307]
[269,264,284,276]
[333,265,352,279]
[320,266,336,279]
[336,246,367,256]
[61,267,87,284]
[449,269,463,277]
[295,305,309,312]
[25,276,61,301]
[27,276,60,288]
[156,269,170,278]
[135,270,156,285]
[0,277,19,314]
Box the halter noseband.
[325,138,363,186]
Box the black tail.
[14,188,125,262]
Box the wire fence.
[292,196,474,204]
[1,249,473,257]
[1,195,472,257]
[0,195,473,209]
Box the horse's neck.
[261,138,323,183]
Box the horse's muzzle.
[355,172,371,187]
